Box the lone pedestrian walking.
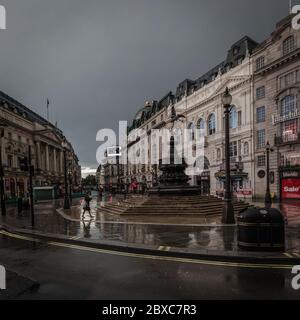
[82,191,92,218]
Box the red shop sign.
[281,178,300,199]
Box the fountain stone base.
[149,158,200,196]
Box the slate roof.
[128,36,258,132]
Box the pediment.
[41,130,62,144]
[214,76,250,96]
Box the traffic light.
[19,157,29,172]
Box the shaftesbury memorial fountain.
[149,102,200,196]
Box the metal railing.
[274,132,300,145]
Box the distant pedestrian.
[82,191,92,218]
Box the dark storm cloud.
[0,0,289,171]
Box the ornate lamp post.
[265,141,274,208]
[221,87,235,224]
[0,122,8,216]
[62,141,70,210]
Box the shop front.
[215,161,251,198]
[196,171,210,195]
[280,169,300,199]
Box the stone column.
[45,144,50,171]
[60,150,63,174]
[35,140,41,170]
[53,148,57,172]
[0,134,5,166]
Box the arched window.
[208,114,216,135]
[243,142,249,156]
[283,36,295,55]
[229,106,237,129]
[280,95,297,116]
[188,122,195,140]
[196,118,205,137]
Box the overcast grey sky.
[0,0,291,172]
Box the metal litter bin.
[237,207,285,251]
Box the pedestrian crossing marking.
[284,253,293,258]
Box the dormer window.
[283,36,295,56]
[233,47,239,55]
[256,56,265,70]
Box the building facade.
[104,14,300,200]
[253,15,300,200]
[97,146,124,192]
[0,91,81,199]
[125,37,258,199]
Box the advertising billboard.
[281,178,300,199]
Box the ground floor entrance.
[196,171,210,195]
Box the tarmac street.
[0,232,300,300]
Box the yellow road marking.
[158,246,171,251]
[0,230,296,270]
[70,236,81,240]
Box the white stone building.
[125,37,258,198]
[0,91,81,199]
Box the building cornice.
[254,48,300,77]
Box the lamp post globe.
[222,87,233,106]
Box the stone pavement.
[0,194,300,258]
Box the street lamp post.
[265,141,273,208]
[116,150,120,194]
[0,122,8,216]
[28,145,35,227]
[68,158,73,205]
[62,142,70,210]
[222,87,235,224]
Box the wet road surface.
[1,196,300,254]
[0,234,300,300]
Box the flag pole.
[47,99,49,121]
